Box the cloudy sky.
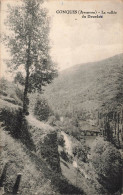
[44,0,123,70]
[1,0,123,77]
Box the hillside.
[44,53,123,119]
[0,82,84,195]
[0,70,122,194]
[0,129,58,195]
[0,89,57,194]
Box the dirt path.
[61,131,73,156]
[26,114,54,131]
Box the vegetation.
[44,54,123,120]
[1,40,122,194]
[0,106,35,151]
[97,110,123,148]
[34,97,53,121]
[73,142,89,163]
[57,134,65,147]
[0,63,122,194]
[0,77,23,106]
[3,0,57,114]
[1,0,122,193]
[0,92,84,194]
[0,131,58,195]
[40,132,61,172]
[90,137,122,193]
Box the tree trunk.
[117,113,120,143]
[23,36,31,115]
[114,112,117,135]
[121,110,123,142]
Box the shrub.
[90,137,122,193]
[0,77,23,106]
[73,142,89,163]
[40,132,61,173]
[57,134,65,147]
[60,150,69,162]
[34,97,52,121]
[0,77,7,91]
[14,72,25,86]
[48,115,57,126]
[0,106,35,151]
[15,87,24,103]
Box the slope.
[44,53,123,119]
[0,86,84,195]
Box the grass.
[0,56,122,195]
[58,130,122,195]
[0,130,57,195]
[0,99,84,194]
[0,79,23,107]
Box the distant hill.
[44,53,123,119]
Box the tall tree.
[4,0,57,114]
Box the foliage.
[57,134,65,147]
[73,141,89,163]
[0,77,23,106]
[34,97,52,121]
[0,131,56,195]
[60,150,69,162]
[60,118,83,141]
[4,0,57,89]
[1,129,83,194]
[14,87,24,103]
[48,112,60,126]
[40,132,61,172]
[71,116,80,127]
[43,54,123,120]
[90,137,122,193]
[0,106,35,150]
[48,115,57,126]
[0,77,7,91]
[14,72,25,86]
[3,0,57,114]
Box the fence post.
[0,163,8,187]
[13,173,21,194]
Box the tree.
[90,137,122,193]
[34,97,52,121]
[73,142,89,163]
[4,0,57,114]
[14,72,25,86]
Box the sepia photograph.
[0,0,123,194]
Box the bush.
[34,97,52,121]
[60,150,69,162]
[0,77,7,91]
[40,132,61,173]
[90,137,122,193]
[73,142,89,163]
[0,106,35,151]
[0,77,23,106]
[57,134,65,147]
[48,115,57,126]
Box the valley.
[0,54,122,195]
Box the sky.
[1,0,123,78]
[44,0,123,70]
